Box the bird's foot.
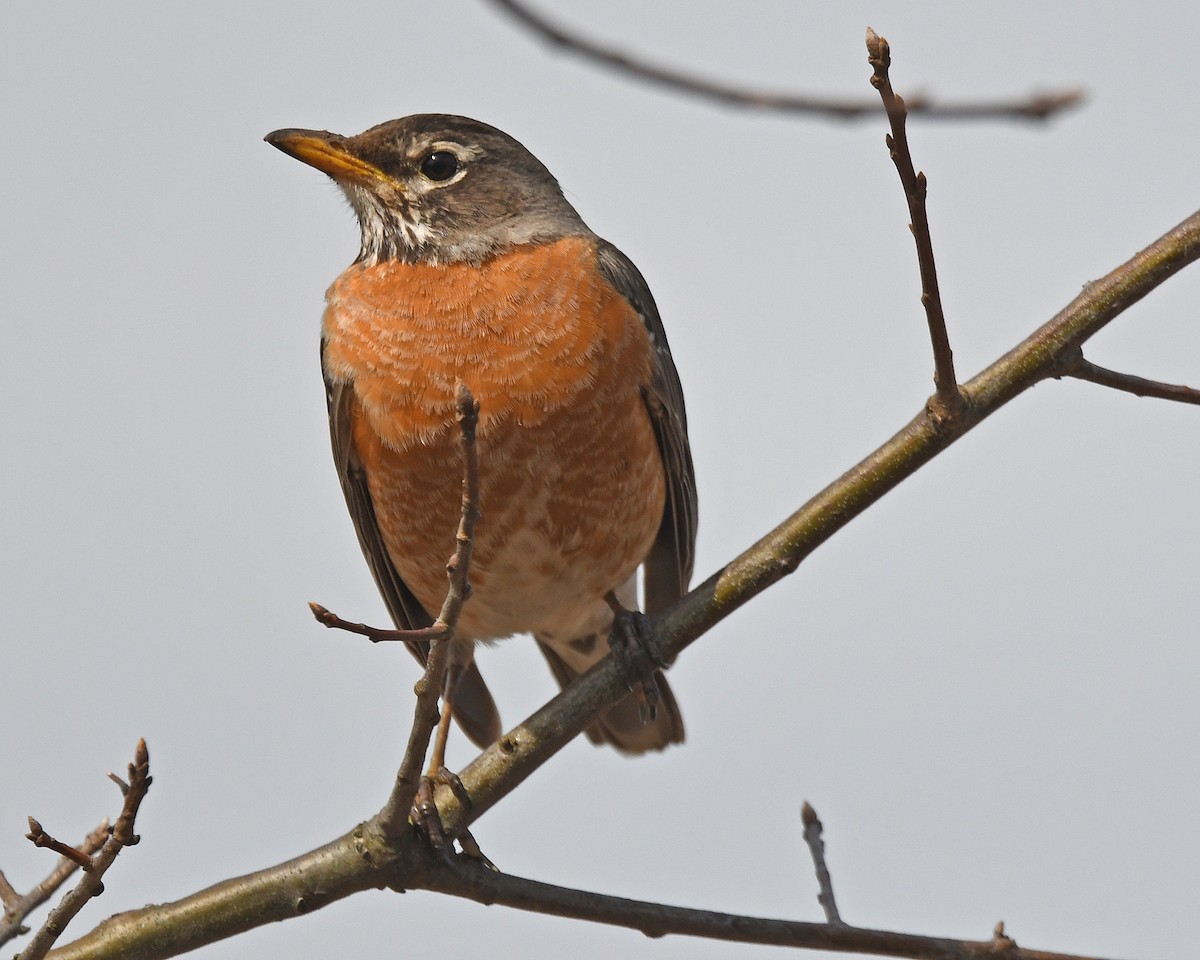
[412,766,466,862]
[604,594,668,724]
[412,767,494,868]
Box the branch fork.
[3,740,150,959]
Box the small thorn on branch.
[992,920,1018,951]
[800,802,842,925]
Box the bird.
[265,115,696,758]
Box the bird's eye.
[420,151,460,182]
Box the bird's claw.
[412,767,491,866]
[606,604,667,724]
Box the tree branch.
[428,213,1200,846]
[44,800,1128,960]
[801,803,842,925]
[21,741,151,960]
[380,381,483,840]
[867,28,963,414]
[0,821,108,949]
[43,205,1198,960]
[309,384,484,840]
[39,38,1197,960]
[44,825,415,960]
[24,824,97,872]
[488,0,1083,122]
[1056,351,1200,404]
[425,858,1120,960]
[307,604,445,643]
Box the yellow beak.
[265,128,395,188]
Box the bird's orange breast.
[322,235,666,641]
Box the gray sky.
[2,3,1196,958]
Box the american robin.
[266,115,696,755]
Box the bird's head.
[266,114,588,264]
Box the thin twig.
[800,803,842,925]
[427,858,1116,960]
[867,28,964,416]
[489,0,1082,122]
[0,821,108,949]
[1058,353,1200,404]
[308,603,445,644]
[23,823,94,872]
[306,384,483,839]
[19,741,150,960]
[377,382,483,839]
[429,381,483,637]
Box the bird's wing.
[595,241,698,617]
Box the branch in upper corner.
[16,740,151,960]
[866,27,964,416]
[1058,353,1200,405]
[488,0,1082,122]
[0,820,108,949]
[800,803,842,925]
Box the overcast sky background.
[2,3,1197,959]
